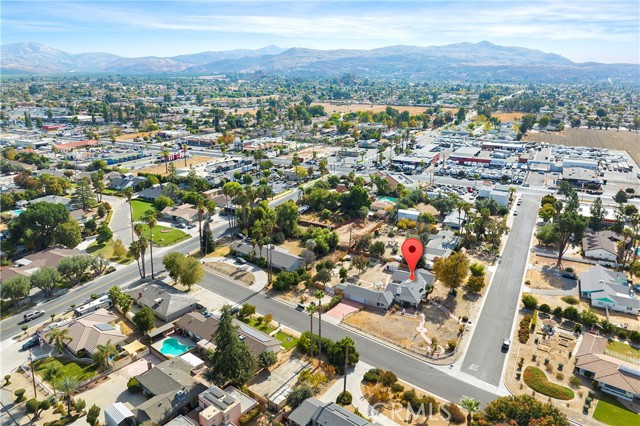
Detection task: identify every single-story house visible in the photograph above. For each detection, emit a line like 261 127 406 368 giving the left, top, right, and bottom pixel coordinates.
1 247 83 282
108 174 147 191
423 229 460 268
128 282 199 322
133 357 207 425
397 208 420 222
28 195 72 210
341 283 394 310
137 186 163 201
161 203 203 223
198 385 257 426
230 241 304 272
578 265 639 315
582 230 621 263
385 269 435 308
443 210 467 229
288 397 383 426
176 312 282 357
63 308 127 357
574 333 640 402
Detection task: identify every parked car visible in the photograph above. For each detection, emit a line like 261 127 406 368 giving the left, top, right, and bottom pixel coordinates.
296 303 305 311
561 272 577 280
502 338 511 352
235 257 247 265
23 310 45 322
21 336 41 351
187 223 197 229
175 223 187 229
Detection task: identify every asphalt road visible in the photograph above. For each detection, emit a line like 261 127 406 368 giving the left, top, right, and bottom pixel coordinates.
461 194 541 386
198 269 499 405
0 189 300 340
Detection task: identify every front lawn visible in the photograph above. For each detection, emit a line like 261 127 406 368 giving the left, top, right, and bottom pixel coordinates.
593 393 639 425
34 357 99 383
137 224 190 247
131 200 155 221
606 340 640 360
87 240 133 264
523 366 574 400
275 331 298 350
241 317 277 334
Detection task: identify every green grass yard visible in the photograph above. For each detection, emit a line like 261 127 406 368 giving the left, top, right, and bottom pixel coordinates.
593 393 639 425
34 357 99 383
275 331 298 350
131 200 156 221
138 224 190 247
86 240 133 264
241 317 277 334
606 340 640 360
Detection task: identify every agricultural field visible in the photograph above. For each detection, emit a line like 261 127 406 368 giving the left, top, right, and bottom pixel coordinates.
492 112 523 122
524 128 640 165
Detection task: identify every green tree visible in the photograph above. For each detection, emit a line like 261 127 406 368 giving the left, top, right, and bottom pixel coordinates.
112 239 127 258
42 364 61 398
45 327 72 354
30 267 61 297
369 241 386 257
482 394 568 426
276 200 299 237
433 252 470 294
163 252 186 286
257 351 277 370
286 385 313 409
179 256 204 290
57 255 93 286
431 193 459 215
353 255 369 274
57 376 80 416
96 222 113 245
54 219 82 249
340 185 371 216
153 195 174 211
142 210 159 279
327 336 359 373
1 276 31 305
539 204 556 222
92 340 119 368
86 405 101 426
201 222 215 255
589 197 605 230
553 211 588 267
272 271 298 291
459 396 480 426
90 171 105 202
71 178 97 211
613 189 628 204
204 305 256 386
132 306 155 333
9 202 71 250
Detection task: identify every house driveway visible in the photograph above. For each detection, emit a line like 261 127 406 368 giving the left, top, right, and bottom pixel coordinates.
73 355 161 424
325 300 362 322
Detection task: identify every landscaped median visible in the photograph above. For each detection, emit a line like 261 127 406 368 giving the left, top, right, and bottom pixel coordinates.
523 366 575 400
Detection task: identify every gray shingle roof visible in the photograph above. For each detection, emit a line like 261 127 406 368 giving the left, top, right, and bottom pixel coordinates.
231 241 303 271
289 398 373 426
128 282 198 321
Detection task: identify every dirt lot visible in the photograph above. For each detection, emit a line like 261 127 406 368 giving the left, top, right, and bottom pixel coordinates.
312 102 456 115
524 128 640 165
527 269 577 291
204 262 255 285
492 112 523 122
336 220 383 248
115 130 158 141
134 155 213 176
279 239 306 256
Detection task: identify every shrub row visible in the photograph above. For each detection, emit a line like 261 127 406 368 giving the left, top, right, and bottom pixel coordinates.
239 407 260 425
519 315 532 344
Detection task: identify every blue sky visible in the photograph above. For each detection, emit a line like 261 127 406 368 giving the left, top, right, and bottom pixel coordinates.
2 0 639 63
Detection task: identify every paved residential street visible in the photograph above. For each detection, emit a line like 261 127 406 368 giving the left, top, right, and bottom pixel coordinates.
460 194 541 386
104 194 134 246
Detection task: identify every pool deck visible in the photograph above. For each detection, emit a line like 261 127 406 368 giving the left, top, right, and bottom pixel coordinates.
151 334 197 359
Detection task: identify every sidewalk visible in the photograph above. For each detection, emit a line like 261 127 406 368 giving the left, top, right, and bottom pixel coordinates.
319 361 400 426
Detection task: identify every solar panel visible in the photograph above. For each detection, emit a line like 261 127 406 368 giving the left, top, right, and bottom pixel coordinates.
238 324 270 342
95 323 114 331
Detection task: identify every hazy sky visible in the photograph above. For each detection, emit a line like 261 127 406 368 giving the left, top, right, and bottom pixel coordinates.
2 0 639 63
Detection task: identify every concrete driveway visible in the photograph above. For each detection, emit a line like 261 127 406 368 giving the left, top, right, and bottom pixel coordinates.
104 194 134 246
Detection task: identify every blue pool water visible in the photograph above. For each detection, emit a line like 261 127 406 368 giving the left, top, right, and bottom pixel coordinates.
378 196 398 203
159 338 194 357
13 209 23 216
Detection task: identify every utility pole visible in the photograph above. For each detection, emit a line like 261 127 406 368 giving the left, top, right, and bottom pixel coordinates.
343 344 349 394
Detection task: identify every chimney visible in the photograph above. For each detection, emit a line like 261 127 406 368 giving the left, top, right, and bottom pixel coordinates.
138 292 143 300
146 361 152 371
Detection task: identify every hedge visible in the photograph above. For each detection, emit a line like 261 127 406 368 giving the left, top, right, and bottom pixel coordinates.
239 407 260 425
523 366 575 400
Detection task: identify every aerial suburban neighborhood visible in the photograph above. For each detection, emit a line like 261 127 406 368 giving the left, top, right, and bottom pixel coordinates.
1 2 639 426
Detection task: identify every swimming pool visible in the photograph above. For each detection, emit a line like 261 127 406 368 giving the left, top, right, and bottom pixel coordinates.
378 196 398 203
12 209 23 216
159 337 194 357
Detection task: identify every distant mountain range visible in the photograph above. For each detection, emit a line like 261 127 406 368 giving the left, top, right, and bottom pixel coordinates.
2 41 637 82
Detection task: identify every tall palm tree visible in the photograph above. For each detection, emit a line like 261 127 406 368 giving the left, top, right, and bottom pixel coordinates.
459 396 480 426
128 240 143 278
133 224 148 278
92 340 119 369
57 376 80 416
45 328 72 354
196 198 205 255
182 144 188 167
142 210 158 279
123 187 135 241
162 150 169 174
315 290 325 359
307 304 317 357
42 364 61 399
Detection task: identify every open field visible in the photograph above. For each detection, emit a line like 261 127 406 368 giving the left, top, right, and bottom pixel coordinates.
135 155 213 176
115 131 158 141
312 102 456 115
492 112 523 122
524 128 640 165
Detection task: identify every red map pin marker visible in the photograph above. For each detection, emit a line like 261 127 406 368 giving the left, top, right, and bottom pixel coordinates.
401 238 424 281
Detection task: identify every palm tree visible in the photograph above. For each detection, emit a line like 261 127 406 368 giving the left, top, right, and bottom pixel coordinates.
42 364 61 399
196 198 205 255
45 328 72 354
315 290 325 359
133 224 148 278
162 150 169 174
123 187 135 241
306 304 317 357
57 376 80 416
142 210 158 279
128 240 143 278
92 340 119 369
182 144 188 168
459 396 480 426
